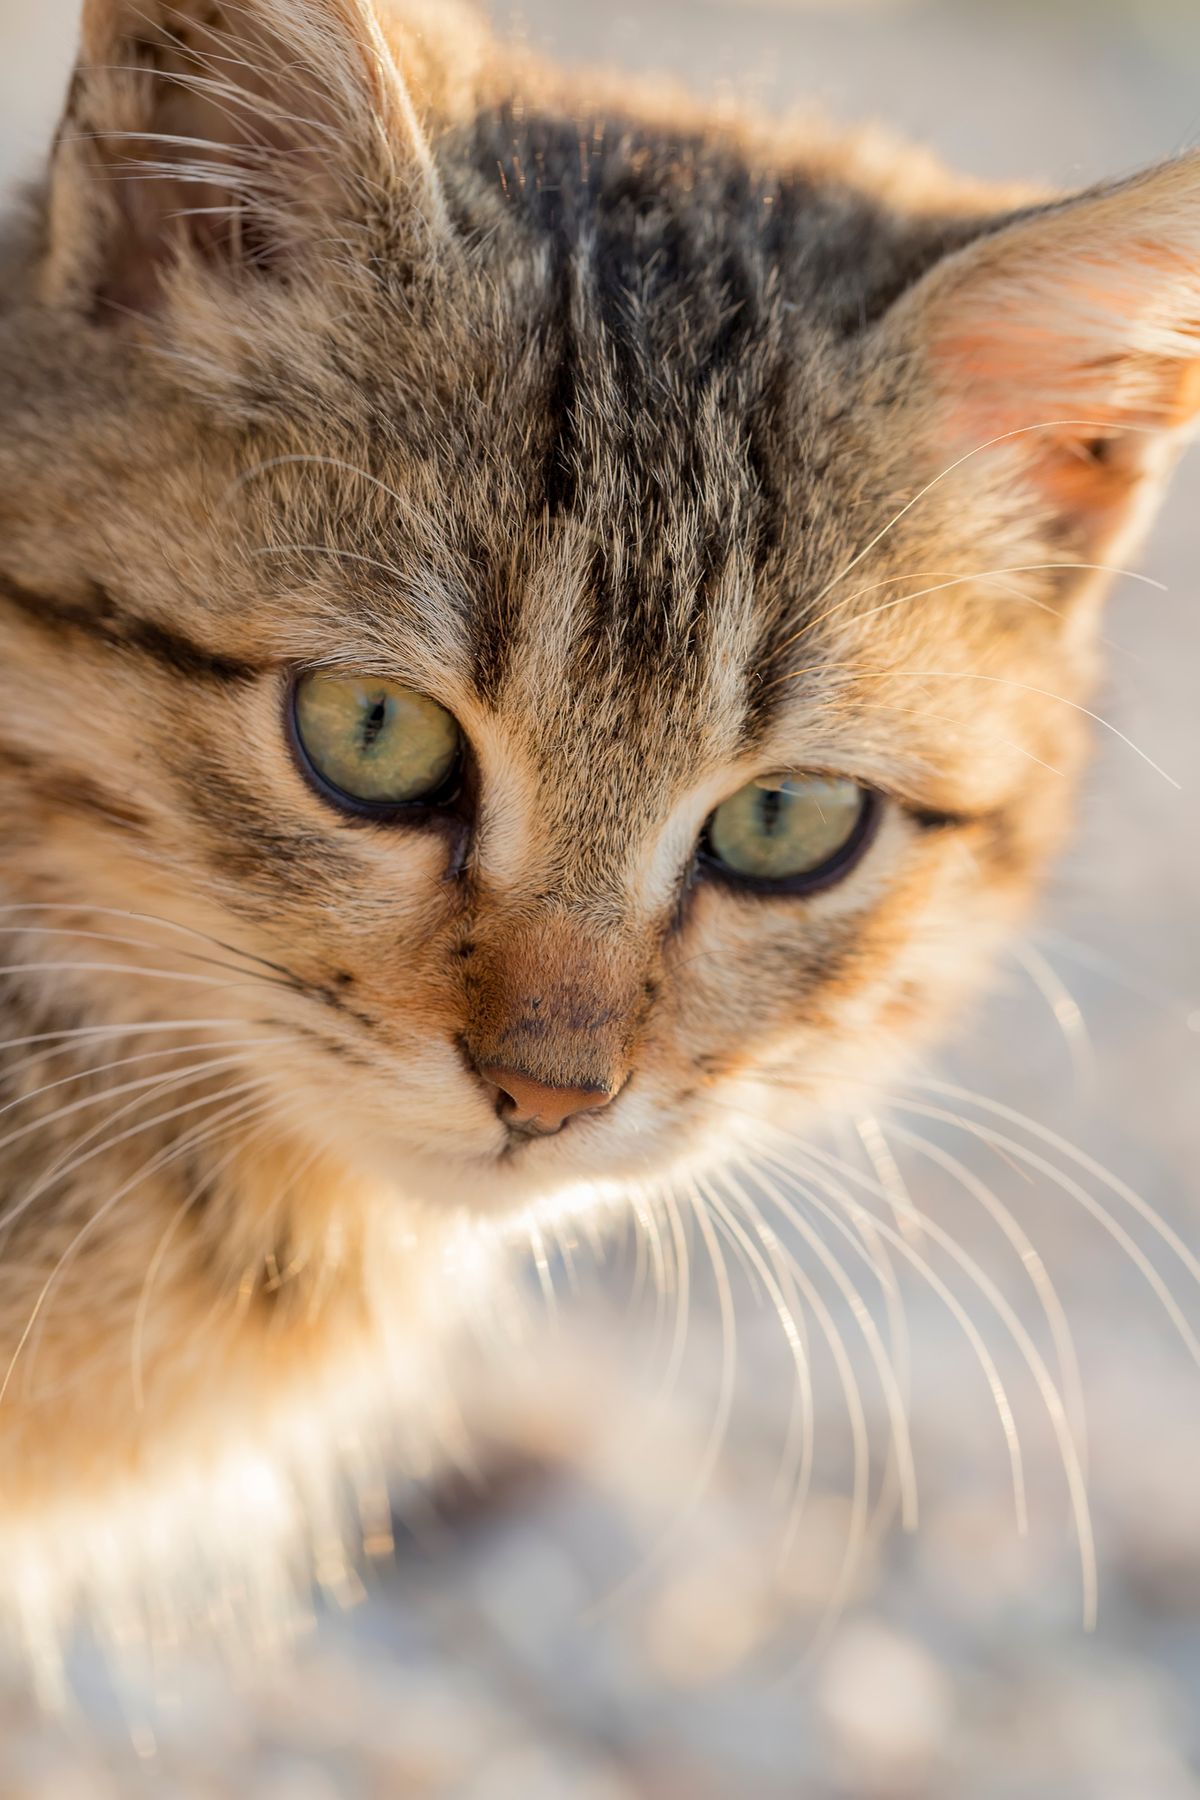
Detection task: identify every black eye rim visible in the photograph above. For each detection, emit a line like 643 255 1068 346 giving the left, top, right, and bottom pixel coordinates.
698 783 882 897
285 670 468 825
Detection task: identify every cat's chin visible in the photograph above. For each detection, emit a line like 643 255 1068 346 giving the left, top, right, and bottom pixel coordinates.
345 1081 803 1221
360 1131 685 1216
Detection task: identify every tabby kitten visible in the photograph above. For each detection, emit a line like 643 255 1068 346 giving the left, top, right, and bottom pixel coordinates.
0 0 1195 1651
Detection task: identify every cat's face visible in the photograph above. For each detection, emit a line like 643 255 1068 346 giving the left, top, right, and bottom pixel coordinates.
0 0 1196 1524
0 202 1082 1217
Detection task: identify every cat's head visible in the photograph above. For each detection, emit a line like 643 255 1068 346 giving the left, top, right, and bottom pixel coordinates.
0 0 1197 1494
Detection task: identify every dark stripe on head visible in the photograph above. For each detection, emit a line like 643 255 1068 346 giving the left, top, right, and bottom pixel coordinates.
0 574 263 683
183 762 359 886
34 768 153 834
541 243 581 524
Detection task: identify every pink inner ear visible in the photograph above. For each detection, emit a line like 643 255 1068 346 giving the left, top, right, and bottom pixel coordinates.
924 238 1200 544
44 0 432 320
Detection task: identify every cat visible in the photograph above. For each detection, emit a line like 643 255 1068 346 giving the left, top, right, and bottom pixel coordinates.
0 0 1195 1667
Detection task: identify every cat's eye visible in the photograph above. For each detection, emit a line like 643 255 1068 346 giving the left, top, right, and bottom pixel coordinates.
291 672 463 812
704 773 876 891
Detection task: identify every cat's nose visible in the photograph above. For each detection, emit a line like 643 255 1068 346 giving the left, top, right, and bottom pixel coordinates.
480 1064 615 1135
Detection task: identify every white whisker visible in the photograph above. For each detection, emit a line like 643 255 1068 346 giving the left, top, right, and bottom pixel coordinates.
769 1133 1098 1627
706 1169 816 1543
0 1051 273 1215
584 1174 735 1622
774 558 1165 661
1007 940 1096 1092
0 903 298 982
0 1018 275 1061
653 1183 693 1414
897 1088 1200 1361
528 1221 559 1327
2 1077 276 1407
717 1162 874 1668
129 1094 284 1413
885 1121 1089 1482
730 1159 916 1534
0 1060 276 1241
760 1135 1026 1535
806 417 1160 609
0 1036 287 1128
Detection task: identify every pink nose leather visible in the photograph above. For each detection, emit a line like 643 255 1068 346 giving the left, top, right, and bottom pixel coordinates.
482 1065 614 1133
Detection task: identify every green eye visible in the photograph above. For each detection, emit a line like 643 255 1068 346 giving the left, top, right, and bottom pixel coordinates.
292 672 462 810
705 773 875 889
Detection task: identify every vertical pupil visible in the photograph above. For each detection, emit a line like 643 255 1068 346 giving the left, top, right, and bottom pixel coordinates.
758 787 786 837
360 694 389 751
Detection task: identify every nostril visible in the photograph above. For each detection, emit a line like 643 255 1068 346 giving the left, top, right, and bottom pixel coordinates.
481 1064 615 1133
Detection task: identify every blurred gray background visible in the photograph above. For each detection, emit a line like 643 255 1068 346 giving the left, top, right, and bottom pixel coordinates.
2 1 1199 1795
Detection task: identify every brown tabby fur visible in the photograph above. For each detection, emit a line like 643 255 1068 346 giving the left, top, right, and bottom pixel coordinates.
0 0 1196 1643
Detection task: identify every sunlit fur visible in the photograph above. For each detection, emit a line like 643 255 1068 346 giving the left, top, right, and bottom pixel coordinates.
0 0 1196 1661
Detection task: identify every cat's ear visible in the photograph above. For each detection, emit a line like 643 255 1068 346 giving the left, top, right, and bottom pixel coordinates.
888 155 1200 564
38 0 448 315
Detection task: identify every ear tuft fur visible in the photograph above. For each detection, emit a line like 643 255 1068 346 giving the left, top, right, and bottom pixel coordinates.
891 154 1200 559
40 0 449 316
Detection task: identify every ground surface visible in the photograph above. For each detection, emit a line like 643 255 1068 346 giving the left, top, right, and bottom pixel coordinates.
2 1 1199 1795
